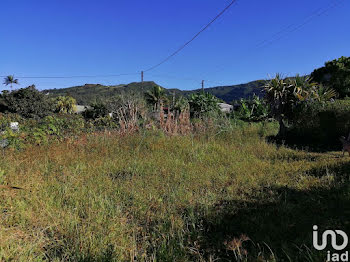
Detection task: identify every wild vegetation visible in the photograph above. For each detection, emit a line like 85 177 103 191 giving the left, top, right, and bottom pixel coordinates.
0 56 350 261
1 123 350 261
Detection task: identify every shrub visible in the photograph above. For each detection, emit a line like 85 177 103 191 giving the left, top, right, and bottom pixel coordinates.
83 102 109 119
90 116 118 130
233 95 269 121
0 85 53 118
284 100 350 150
53 96 77 114
0 114 87 147
188 92 221 118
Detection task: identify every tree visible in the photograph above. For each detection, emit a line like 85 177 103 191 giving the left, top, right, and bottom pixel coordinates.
311 56 350 98
53 96 77 114
0 85 53 118
3 75 19 90
264 74 336 135
145 85 167 111
264 74 311 135
188 92 221 117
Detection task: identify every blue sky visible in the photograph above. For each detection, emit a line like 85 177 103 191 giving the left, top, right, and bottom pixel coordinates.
0 0 349 91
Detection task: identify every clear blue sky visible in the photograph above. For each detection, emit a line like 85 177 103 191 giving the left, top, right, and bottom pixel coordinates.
1 0 349 91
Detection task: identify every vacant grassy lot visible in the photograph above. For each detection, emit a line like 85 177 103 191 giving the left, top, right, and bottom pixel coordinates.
0 123 349 261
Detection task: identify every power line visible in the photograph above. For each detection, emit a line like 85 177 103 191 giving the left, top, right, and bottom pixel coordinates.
256 0 343 49
0 73 139 79
1 0 343 89
143 0 238 72
254 3 333 49
202 0 344 78
147 0 343 87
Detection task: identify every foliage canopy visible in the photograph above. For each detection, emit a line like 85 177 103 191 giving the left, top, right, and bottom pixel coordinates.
188 92 221 117
0 85 53 118
311 56 350 98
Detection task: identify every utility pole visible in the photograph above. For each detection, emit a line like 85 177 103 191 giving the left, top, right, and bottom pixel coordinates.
141 71 144 83
201 80 205 93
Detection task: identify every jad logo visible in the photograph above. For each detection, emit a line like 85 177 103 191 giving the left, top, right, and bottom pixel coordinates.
313 225 349 262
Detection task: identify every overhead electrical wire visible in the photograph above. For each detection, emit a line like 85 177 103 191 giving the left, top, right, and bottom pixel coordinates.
142 0 238 72
1 0 238 86
256 0 343 49
146 0 344 88
202 0 344 78
1 0 344 90
0 73 139 79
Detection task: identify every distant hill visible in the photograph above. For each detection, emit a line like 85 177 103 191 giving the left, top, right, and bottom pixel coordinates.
44 81 170 105
44 80 265 105
186 80 265 103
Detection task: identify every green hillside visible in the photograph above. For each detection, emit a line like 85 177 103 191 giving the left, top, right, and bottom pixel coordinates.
186 80 265 102
44 80 265 105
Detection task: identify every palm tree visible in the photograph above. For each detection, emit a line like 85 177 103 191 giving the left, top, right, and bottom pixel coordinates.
145 85 167 111
3 75 19 90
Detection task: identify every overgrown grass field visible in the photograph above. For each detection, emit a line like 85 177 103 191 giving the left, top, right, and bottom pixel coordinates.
0 123 349 261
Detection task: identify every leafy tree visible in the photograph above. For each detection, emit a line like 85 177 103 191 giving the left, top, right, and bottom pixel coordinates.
311 56 350 97
145 85 167 111
0 85 53 118
188 92 221 117
53 96 77 114
3 75 19 90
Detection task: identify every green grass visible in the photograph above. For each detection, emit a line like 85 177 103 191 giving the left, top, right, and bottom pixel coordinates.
0 122 349 261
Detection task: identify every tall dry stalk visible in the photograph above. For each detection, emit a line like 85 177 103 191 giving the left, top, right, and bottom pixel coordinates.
116 100 142 135
158 107 192 136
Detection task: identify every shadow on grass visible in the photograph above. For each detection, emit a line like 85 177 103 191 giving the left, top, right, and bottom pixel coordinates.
266 132 345 153
189 162 350 261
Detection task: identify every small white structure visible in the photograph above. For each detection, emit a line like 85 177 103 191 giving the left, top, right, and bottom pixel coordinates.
10 122 19 132
218 103 233 113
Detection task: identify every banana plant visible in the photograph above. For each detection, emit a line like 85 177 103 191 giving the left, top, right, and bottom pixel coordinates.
145 85 168 111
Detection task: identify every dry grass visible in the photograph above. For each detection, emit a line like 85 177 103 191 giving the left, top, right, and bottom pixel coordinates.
159 109 192 135
0 122 349 261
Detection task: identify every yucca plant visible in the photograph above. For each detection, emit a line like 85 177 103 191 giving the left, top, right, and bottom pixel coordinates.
315 85 338 102
290 75 317 102
265 74 338 136
264 74 295 135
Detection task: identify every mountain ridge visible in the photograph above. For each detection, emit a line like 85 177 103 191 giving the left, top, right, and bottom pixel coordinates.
44 80 266 105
